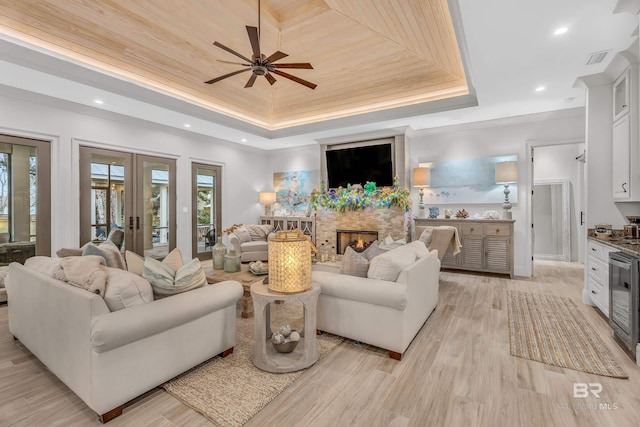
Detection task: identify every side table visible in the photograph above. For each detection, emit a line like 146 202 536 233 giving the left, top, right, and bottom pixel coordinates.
250 282 320 373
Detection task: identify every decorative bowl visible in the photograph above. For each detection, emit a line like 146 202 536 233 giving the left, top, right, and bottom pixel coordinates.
273 340 298 353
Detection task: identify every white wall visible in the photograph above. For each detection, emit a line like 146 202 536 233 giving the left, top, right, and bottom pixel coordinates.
407 110 586 276
533 143 585 262
0 91 269 259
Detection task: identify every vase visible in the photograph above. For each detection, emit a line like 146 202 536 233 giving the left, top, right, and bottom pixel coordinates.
224 249 241 272
212 237 227 270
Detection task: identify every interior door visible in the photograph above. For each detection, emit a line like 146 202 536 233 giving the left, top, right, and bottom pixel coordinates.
80 147 175 258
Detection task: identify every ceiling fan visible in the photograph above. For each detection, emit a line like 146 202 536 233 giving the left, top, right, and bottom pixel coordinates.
204 0 316 89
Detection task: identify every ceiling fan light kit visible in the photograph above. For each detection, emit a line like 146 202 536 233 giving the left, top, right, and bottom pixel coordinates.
205 1 316 90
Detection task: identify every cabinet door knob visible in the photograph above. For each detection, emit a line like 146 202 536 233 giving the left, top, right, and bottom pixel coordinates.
496 229 500 233
591 290 597 294
592 267 597 271
470 228 474 232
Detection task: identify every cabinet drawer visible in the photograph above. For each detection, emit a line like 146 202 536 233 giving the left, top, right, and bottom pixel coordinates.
587 256 608 284
484 224 511 237
460 223 483 236
587 277 609 317
587 240 612 263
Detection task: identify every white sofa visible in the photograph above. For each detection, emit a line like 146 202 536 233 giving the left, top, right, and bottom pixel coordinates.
227 224 274 262
6 262 243 423
313 247 440 360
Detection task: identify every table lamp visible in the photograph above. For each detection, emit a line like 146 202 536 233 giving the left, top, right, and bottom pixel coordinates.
495 161 518 219
412 167 430 218
268 230 317 293
259 191 276 216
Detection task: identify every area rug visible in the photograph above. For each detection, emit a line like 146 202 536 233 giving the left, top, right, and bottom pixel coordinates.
162 302 343 427
506 290 628 378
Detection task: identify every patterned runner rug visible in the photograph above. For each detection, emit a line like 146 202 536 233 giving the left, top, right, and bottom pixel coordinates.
507 290 628 378
162 301 343 427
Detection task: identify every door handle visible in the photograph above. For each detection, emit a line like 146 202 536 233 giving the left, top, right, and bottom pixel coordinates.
129 216 133 230
136 216 140 230
580 211 585 226
622 182 627 193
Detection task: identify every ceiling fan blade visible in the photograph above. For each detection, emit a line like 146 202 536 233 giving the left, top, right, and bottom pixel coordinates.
204 68 250 84
265 51 288 63
245 74 257 88
274 63 314 69
265 73 277 85
246 26 261 60
213 41 253 64
272 70 317 89
217 60 250 66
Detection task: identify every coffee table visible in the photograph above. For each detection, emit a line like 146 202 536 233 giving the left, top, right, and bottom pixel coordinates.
203 262 265 318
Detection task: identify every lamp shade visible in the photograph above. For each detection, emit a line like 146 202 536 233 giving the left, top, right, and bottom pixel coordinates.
495 161 518 184
259 191 277 204
412 167 430 187
268 230 315 293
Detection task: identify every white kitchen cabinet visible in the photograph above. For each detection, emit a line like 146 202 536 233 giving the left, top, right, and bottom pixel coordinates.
612 114 631 200
586 239 612 317
611 65 640 201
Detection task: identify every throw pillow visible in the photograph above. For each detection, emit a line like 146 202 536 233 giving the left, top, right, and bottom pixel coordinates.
83 240 126 270
142 257 175 290
103 267 153 311
367 245 417 282
340 246 370 277
25 256 62 277
56 242 90 258
379 234 407 251
362 240 382 261
174 258 207 292
53 255 108 295
418 227 434 246
162 247 184 271
143 256 206 297
247 224 272 241
106 228 125 250
125 250 145 276
406 240 429 258
233 225 252 243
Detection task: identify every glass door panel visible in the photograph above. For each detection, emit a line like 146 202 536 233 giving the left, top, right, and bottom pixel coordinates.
0 135 51 261
136 155 176 259
80 148 132 250
192 163 222 260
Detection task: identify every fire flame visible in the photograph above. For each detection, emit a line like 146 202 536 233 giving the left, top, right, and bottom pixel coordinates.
355 239 364 248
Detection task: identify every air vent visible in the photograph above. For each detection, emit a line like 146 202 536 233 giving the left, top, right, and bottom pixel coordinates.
586 50 610 65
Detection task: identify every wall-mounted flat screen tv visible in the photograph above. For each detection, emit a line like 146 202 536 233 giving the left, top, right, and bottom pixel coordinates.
326 142 393 188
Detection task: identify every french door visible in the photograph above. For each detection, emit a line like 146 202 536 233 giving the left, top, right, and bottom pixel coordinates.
79 146 176 258
192 163 222 261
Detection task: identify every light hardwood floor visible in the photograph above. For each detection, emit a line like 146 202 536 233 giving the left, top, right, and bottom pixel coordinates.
1 261 639 427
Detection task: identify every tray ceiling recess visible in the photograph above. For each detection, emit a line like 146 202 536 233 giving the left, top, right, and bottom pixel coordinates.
0 0 469 131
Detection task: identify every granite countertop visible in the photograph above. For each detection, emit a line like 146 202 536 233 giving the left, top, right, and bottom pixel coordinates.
587 230 640 256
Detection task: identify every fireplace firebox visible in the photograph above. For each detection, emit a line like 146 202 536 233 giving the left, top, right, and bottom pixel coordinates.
336 229 378 255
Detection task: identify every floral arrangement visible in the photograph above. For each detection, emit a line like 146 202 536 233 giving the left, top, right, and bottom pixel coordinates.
311 179 411 212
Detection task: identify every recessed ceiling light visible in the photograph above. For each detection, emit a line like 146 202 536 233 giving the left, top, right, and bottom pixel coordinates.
94 99 104 104
535 86 545 92
241 138 247 142
554 27 568 35
184 123 191 128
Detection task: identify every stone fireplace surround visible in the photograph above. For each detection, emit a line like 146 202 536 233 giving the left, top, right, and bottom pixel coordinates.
314 206 411 259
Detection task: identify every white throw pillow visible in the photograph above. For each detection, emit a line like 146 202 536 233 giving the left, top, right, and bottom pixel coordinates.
143 256 206 297
162 247 184 271
25 256 62 277
234 226 252 243
418 227 433 246
125 250 145 276
103 267 154 311
406 240 429 258
367 245 417 282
